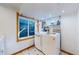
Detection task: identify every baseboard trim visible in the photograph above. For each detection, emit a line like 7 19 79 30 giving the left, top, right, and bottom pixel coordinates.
11 45 34 55
60 49 74 55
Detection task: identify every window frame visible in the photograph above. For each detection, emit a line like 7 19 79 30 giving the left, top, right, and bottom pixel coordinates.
16 12 35 42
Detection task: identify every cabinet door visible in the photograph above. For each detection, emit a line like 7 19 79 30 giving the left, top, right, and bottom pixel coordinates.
35 35 42 50
42 35 56 55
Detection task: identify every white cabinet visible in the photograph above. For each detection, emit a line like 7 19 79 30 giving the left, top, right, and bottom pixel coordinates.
35 35 42 51
35 33 60 55
0 36 6 55
42 35 56 54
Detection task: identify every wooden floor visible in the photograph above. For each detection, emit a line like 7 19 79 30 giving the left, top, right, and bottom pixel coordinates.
16 46 44 55
15 46 69 55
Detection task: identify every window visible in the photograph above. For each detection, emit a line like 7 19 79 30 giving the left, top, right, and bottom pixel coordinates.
16 13 35 42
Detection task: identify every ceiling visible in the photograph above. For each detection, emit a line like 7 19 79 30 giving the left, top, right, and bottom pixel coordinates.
0 3 22 9
0 3 79 20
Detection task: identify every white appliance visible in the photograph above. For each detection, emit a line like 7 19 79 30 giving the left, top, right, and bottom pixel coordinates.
35 33 60 55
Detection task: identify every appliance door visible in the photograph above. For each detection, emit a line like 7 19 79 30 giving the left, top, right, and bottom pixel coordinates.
42 35 57 55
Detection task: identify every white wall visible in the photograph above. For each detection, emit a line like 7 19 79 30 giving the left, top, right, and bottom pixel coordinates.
61 12 78 54
0 6 34 54
77 10 79 54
